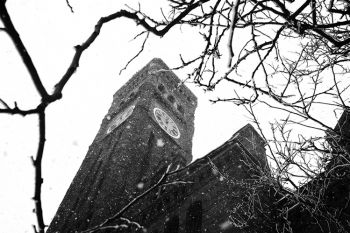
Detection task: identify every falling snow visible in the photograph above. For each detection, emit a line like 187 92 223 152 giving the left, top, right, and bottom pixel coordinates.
137 182 144 189
156 138 165 147
219 220 232 230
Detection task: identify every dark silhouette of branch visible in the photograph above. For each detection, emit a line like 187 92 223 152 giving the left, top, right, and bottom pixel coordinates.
0 105 38 116
0 3 49 99
0 98 10 109
0 101 49 233
52 0 209 103
31 111 46 233
0 5 48 227
65 0 74 13
0 98 45 116
328 0 350 16
119 32 150 75
2 0 350 232
1 2 211 232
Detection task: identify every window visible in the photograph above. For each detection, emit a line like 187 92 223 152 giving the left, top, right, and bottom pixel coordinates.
158 84 166 93
177 105 184 114
165 216 179 233
167 95 175 103
185 201 202 233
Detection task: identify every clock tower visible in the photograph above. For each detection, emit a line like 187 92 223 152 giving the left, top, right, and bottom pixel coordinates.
47 58 197 232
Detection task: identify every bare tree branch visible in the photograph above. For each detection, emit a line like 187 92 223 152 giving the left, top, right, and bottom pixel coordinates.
31 111 46 233
81 164 188 233
0 101 40 116
52 0 210 103
2 0 350 232
119 32 150 75
0 3 49 99
0 97 10 109
65 0 74 13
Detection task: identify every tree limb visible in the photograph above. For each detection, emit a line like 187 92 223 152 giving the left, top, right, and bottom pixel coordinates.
0 3 49 99
32 110 47 233
65 0 74 13
119 32 150 75
52 0 209 103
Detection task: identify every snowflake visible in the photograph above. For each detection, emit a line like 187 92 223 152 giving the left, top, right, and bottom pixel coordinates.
156 139 165 147
137 182 144 189
219 220 232 230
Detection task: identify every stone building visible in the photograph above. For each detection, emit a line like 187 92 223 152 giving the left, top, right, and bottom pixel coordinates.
47 58 273 233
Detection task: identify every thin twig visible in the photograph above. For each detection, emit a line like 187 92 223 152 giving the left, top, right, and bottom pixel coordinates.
52 0 210 102
32 110 47 233
119 32 150 75
65 0 74 13
81 165 174 233
0 103 39 116
0 97 10 109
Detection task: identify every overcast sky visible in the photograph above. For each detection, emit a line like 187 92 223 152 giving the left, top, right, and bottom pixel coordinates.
1 1 345 232
0 1 256 232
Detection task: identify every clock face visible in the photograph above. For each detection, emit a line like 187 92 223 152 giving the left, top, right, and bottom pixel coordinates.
153 107 180 139
107 105 135 134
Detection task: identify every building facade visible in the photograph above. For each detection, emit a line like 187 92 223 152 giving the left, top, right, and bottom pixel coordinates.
47 59 274 233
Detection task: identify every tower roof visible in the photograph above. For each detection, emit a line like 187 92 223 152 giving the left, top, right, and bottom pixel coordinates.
184 123 267 173
113 58 197 108
230 123 265 145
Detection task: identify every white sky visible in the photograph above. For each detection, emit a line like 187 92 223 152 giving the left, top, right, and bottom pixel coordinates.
0 1 344 232
0 1 253 232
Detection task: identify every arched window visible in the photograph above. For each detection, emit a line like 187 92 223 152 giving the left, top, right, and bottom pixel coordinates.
164 215 179 233
185 201 202 233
